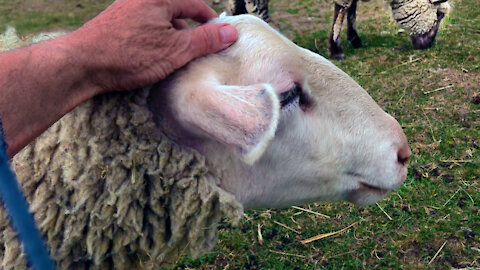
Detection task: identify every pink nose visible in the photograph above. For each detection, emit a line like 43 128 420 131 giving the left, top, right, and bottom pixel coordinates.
397 139 412 166
397 139 411 166
395 132 410 184
386 115 411 168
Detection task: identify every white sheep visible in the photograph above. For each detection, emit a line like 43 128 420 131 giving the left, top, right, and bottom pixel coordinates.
0 14 410 269
227 0 450 59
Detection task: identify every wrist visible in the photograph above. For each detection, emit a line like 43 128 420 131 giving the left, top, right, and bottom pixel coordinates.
51 31 106 98
66 26 123 95
0 33 103 156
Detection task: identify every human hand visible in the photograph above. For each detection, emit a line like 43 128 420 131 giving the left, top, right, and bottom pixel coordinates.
71 0 238 93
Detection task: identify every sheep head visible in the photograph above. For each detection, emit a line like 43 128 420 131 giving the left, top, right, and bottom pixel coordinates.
390 0 450 49
150 15 411 209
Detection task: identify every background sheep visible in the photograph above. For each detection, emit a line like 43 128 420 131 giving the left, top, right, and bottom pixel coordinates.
0 14 410 269
227 0 450 59
229 0 271 22
329 0 451 59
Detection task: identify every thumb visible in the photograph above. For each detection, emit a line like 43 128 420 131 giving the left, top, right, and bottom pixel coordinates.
187 23 238 59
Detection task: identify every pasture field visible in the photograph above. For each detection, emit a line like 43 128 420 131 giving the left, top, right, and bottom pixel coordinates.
1 0 478 269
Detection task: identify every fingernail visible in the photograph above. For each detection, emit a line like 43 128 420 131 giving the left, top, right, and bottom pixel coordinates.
220 24 238 44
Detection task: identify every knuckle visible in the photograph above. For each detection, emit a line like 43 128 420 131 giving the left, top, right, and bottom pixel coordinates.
194 26 219 54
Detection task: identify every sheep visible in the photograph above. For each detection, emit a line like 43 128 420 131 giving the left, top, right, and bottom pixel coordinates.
227 0 450 59
329 0 451 59
229 0 271 22
0 14 410 269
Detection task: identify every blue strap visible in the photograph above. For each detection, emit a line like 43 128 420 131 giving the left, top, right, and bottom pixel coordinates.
0 116 55 270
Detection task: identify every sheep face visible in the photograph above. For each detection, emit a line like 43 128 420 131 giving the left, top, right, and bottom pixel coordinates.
150 15 410 209
391 0 450 49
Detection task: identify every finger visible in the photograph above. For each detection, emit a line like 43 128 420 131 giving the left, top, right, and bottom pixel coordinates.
173 19 190 30
172 0 218 23
185 23 238 59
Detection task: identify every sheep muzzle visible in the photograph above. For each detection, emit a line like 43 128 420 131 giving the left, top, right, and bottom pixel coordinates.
410 10 445 49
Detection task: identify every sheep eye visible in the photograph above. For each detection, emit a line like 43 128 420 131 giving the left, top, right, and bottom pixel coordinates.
280 83 302 107
279 82 313 111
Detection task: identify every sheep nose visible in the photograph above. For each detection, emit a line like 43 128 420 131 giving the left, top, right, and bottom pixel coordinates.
397 141 411 166
385 115 411 185
411 35 434 49
385 114 411 168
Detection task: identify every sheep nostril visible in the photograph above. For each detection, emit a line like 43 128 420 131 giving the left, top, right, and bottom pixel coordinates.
397 146 411 166
398 155 409 166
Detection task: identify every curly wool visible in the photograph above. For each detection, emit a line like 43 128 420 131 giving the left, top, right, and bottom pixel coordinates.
0 26 21 51
333 0 450 35
390 0 436 35
0 30 243 269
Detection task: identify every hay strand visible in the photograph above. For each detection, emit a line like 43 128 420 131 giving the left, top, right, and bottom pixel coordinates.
442 187 462 208
422 107 437 143
257 224 264 245
269 250 306 258
428 241 447 266
301 222 356 244
291 206 330 219
376 202 393 220
273 220 301 234
423 84 454 95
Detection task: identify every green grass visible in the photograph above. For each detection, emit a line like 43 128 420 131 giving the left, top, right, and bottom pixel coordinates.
0 0 112 35
1 0 478 269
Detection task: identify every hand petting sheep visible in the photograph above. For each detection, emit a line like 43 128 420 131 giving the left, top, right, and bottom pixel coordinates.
0 14 410 269
228 0 450 59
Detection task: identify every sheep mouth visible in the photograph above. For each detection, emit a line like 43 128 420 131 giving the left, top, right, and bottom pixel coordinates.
358 182 390 195
346 172 391 194
410 11 445 49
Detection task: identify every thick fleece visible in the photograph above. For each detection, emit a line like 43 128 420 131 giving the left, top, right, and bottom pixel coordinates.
0 30 242 269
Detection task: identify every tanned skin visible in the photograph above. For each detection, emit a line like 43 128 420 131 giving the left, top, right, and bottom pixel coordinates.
0 0 238 157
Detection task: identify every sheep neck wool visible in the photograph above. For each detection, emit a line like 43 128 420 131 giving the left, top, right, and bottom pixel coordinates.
2 90 243 269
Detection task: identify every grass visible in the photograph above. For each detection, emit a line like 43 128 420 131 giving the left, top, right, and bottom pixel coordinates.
0 0 112 34
1 0 478 269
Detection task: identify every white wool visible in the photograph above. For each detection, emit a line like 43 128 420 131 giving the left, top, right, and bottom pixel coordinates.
0 26 21 51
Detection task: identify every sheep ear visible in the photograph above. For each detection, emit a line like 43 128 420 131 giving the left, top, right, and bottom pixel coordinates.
177 83 280 164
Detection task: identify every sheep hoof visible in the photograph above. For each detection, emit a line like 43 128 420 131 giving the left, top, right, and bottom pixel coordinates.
330 53 345 60
349 36 363 49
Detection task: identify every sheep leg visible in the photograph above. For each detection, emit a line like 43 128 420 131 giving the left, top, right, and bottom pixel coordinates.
347 0 363 48
253 0 271 22
329 3 347 60
229 0 271 22
229 0 248 15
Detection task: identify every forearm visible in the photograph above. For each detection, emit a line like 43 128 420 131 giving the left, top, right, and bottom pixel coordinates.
0 0 237 157
0 34 101 157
